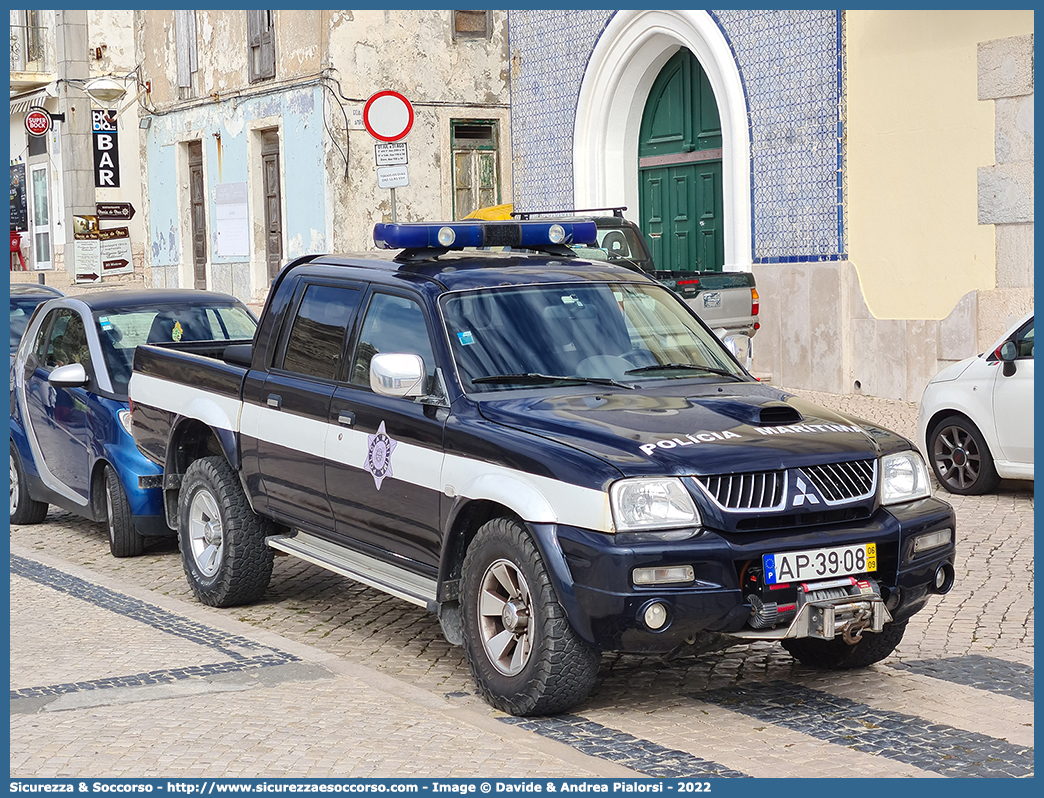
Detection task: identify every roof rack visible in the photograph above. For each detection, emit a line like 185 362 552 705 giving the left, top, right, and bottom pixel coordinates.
514 206 627 220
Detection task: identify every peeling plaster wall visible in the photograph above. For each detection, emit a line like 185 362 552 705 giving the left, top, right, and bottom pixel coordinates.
137 10 511 301
143 86 326 301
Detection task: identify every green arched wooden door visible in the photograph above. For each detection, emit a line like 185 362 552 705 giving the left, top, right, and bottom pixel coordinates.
639 49 724 272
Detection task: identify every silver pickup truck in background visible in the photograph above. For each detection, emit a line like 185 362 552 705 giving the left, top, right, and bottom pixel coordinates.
514 207 760 370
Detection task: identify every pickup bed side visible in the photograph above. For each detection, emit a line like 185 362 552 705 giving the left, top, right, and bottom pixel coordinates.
131 344 248 526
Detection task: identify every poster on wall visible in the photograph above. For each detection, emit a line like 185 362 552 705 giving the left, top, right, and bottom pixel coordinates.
10 163 28 232
73 214 102 284
214 182 249 257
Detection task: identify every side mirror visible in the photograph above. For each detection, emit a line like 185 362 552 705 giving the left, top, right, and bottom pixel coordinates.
223 343 253 367
370 353 426 398
48 363 89 387
998 341 1018 376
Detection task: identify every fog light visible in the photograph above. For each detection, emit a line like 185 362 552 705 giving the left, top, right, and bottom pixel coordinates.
632 565 695 585
437 226 456 246
642 601 669 630
932 563 955 594
913 528 952 554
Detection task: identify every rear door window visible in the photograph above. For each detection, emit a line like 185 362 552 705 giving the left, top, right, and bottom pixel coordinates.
279 284 362 380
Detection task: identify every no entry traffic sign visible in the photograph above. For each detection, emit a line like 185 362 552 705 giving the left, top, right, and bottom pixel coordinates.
363 90 414 143
25 108 52 137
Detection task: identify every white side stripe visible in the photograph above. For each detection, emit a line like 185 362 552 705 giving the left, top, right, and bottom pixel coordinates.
131 378 614 532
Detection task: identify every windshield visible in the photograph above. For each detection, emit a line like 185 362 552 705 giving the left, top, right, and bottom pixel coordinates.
441 282 747 393
94 303 257 395
569 226 648 269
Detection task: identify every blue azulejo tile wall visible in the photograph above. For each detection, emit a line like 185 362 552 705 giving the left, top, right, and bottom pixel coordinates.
508 10 614 212
508 9 846 263
715 9 845 263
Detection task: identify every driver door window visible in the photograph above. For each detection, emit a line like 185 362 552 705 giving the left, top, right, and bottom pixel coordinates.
349 293 437 392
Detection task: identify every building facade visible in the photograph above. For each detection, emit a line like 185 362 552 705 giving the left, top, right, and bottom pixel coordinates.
135 9 511 303
507 9 1033 400
10 10 146 289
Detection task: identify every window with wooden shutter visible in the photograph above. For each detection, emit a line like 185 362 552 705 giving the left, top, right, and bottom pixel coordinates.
452 10 490 40
451 121 499 219
247 10 276 83
175 10 198 99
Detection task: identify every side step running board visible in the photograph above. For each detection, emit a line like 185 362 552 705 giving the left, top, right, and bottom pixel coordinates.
266 531 438 612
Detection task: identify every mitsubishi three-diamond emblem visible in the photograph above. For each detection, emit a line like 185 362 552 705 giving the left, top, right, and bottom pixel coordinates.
792 476 820 507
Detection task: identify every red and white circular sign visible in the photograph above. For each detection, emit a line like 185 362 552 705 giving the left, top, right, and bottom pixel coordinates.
25 108 52 137
363 90 414 143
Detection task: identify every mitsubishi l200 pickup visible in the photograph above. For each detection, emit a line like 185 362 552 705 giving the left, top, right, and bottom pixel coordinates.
129 219 956 716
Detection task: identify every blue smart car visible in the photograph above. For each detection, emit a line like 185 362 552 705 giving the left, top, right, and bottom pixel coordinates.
10 289 256 556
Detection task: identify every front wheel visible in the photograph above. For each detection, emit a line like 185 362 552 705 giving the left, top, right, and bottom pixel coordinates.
10 441 48 525
781 620 908 670
461 516 600 716
178 456 274 607
928 414 999 495
105 465 144 557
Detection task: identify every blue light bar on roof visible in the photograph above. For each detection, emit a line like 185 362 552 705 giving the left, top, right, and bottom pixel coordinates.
373 220 598 250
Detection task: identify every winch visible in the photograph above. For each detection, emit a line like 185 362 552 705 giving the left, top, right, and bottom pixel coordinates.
738 566 892 642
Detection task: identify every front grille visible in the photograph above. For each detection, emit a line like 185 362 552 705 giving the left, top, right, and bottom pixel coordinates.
694 470 786 510
799 460 876 503
735 506 871 531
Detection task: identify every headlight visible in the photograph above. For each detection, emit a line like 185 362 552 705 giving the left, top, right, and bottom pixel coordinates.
610 477 701 532
880 450 931 505
118 408 133 436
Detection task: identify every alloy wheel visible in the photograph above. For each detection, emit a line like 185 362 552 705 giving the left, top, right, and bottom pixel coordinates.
10 454 19 517
476 558 534 676
188 488 224 577
933 423 983 490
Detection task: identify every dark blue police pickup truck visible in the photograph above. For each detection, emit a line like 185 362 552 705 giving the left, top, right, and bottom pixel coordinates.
130 219 956 716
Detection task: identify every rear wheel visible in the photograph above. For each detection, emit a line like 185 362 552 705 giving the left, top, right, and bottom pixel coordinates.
10 441 47 525
178 456 274 607
782 620 908 670
928 414 999 495
105 465 144 557
461 516 600 716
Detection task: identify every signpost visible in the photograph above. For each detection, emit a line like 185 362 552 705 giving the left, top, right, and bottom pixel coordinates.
92 109 120 188
73 215 101 285
96 202 136 220
24 108 52 138
99 226 133 275
363 90 414 222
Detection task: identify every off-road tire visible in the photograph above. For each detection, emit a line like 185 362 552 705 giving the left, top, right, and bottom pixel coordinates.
928 414 1000 495
178 456 274 607
782 620 908 670
10 441 47 525
105 465 144 557
461 516 601 716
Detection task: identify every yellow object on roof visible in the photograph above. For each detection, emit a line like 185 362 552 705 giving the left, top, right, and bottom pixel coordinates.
463 203 514 221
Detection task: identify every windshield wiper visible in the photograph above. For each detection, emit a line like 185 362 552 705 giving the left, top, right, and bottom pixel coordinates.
471 372 636 390
625 363 745 380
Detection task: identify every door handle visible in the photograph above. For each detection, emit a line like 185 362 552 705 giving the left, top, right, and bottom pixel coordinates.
337 411 355 427
266 394 282 410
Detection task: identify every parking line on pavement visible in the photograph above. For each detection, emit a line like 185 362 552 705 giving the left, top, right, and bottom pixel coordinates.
889 654 1034 701
10 654 296 701
500 715 751 778
696 681 1034 778
10 554 300 700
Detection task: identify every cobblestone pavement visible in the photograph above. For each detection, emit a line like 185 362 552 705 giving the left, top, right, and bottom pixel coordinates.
9 391 1034 779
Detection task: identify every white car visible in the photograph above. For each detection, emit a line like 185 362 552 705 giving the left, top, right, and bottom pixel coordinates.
917 310 1034 494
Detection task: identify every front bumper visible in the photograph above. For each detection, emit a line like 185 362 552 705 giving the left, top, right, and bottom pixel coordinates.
531 496 955 652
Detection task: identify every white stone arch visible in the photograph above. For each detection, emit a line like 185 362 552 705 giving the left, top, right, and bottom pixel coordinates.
574 10 752 270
